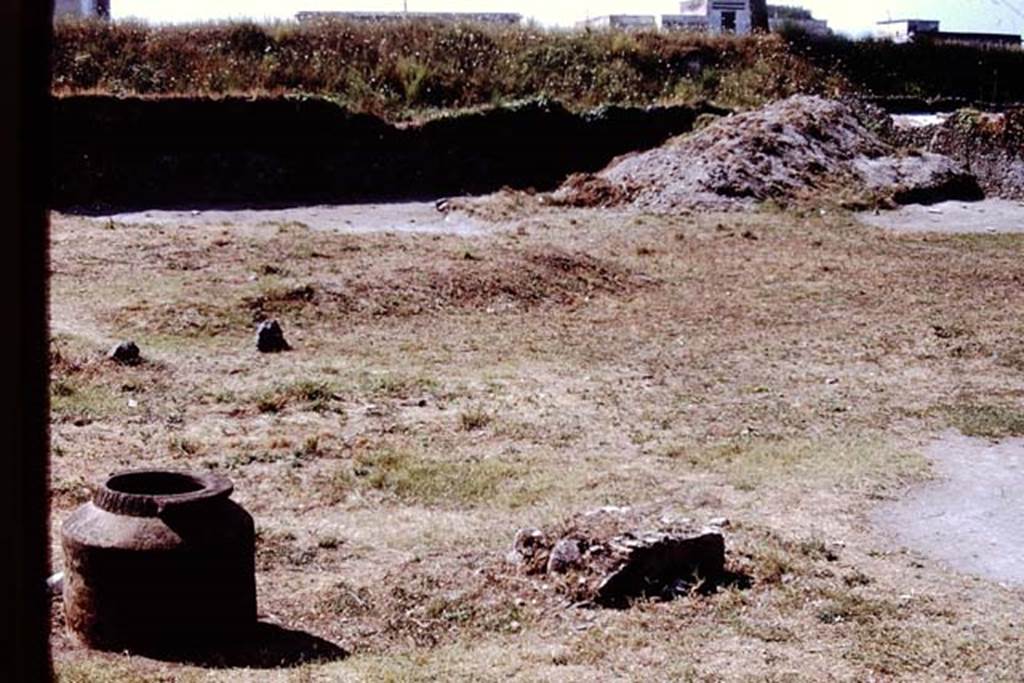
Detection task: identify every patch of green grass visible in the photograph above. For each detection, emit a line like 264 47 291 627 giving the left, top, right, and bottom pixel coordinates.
112 299 252 342
359 372 440 400
254 379 339 414
255 392 289 414
943 403 1024 439
816 589 900 626
228 449 290 468
50 379 123 423
316 465 358 505
458 407 492 431
55 661 189 683
344 448 530 507
167 435 202 457
246 278 317 319
671 436 927 493
848 621 1024 680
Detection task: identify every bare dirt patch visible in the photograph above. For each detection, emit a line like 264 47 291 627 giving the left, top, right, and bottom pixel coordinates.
875 430 1024 588
859 198 1024 234
85 202 490 237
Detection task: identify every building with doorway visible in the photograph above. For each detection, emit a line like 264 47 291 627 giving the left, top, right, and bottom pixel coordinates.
664 0 773 35
54 0 110 19
682 0 752 34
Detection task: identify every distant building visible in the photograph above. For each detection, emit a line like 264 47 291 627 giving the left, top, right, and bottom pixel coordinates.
678 0 754 34
876 19 1020 48
661 14 711 31
874 19 941 43
767 5 830 36
577 15 657 30
54 0 110 20
665 1 784 35
296 11 521 25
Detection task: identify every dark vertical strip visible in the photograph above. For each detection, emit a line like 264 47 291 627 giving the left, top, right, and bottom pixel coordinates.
2 0 53 681
750 0 770 32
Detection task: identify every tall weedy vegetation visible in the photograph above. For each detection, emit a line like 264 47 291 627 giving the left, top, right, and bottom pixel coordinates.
52 20 1024 119
51 20 832 118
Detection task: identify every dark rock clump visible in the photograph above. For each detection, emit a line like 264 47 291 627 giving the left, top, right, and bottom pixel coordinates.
107 340 141 366
508 508 731 608
256 320 290 353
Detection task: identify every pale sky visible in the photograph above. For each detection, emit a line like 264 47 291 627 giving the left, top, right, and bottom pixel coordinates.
111 0 1024 37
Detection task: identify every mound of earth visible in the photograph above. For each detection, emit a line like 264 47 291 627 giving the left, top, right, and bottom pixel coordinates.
553 95 983 211
241 247 649 322
921 110 1024 201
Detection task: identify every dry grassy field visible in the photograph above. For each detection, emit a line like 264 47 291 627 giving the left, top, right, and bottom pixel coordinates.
49 201 1024 681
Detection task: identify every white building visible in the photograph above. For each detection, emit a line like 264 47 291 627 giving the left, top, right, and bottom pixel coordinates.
875 18 1019 48
667 1 797 34
673 0 754 34
874 19 940 43
54 0 109 19
577 15 658 30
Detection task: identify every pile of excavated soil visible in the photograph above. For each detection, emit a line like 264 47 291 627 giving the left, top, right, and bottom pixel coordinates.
923 110 1024 201
553 95 983 211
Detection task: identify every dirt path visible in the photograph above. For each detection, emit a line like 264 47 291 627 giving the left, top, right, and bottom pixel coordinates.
859 198 1024 234
80 201 490 236
875 431 1024 588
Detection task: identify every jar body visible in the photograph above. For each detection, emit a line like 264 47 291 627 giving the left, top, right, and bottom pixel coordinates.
61 472 256 652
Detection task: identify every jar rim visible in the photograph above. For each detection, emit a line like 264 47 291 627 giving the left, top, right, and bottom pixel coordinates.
94 469 233 517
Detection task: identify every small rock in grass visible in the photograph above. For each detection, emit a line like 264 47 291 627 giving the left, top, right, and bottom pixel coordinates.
256 320 291 353
547 538 583 574
107 340 141 366
507 528 547 567
47 572 64 597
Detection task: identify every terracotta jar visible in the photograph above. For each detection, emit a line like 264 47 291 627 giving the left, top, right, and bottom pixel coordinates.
61 469 256 652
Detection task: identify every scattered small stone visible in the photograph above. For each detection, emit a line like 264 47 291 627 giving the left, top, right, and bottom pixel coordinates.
507 528 548 570
47 572 64 597
107 340 141 366
584 505 631 517
547 538 583 574
707 517 731 529
659 514 694 528
255 320 291 353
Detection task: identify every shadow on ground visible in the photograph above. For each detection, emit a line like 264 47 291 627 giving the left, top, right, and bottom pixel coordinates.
137 622 348 669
